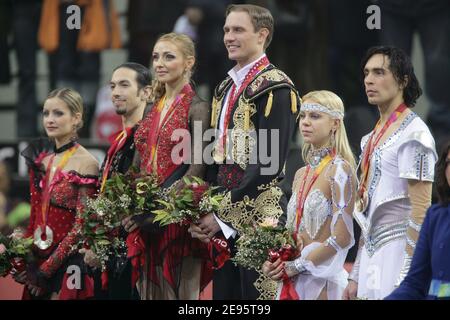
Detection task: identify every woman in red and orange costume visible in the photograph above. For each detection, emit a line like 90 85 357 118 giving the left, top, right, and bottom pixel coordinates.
127 33 214 300
12 88 99 300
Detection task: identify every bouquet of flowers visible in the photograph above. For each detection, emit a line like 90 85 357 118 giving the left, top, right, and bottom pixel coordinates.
152 176 224 227
0 231 34 277
232 218 299 271
79 167 160 271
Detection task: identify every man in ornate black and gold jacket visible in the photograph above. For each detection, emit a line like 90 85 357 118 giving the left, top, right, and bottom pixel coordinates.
189 4 300 300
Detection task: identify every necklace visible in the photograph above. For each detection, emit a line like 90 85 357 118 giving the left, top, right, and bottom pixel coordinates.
307 146 333 168
53 140 77 154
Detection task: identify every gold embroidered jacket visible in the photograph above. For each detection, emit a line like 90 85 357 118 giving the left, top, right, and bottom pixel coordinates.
210 65 300 233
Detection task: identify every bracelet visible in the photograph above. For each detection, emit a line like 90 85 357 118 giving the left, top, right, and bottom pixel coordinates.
325 235 342 252
285 256 307 276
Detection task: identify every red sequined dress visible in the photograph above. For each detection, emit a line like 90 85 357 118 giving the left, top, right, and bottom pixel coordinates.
21 140 98 299
133 84 213 299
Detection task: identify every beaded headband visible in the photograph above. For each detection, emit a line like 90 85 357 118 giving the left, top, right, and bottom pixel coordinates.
300 103 344 120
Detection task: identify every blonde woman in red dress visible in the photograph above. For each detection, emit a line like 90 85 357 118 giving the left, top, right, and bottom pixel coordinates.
13 88 99 300
129 33 213 299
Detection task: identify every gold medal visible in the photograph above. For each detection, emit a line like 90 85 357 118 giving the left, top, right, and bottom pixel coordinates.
33 225 54 250
355 191 369 214
213 144 225 163
213 153 225 163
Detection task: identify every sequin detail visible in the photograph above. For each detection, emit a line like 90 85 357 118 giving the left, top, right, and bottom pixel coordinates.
364 221 408 257
135 85 194 178
400 145 433 181
365 112 417 205
301 189 332 240
27 160 97 276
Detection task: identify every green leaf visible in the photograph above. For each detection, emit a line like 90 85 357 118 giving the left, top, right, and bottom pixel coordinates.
95 228 106 235
192 176 204 184
153 213 168 223
181 194 193 202
95 239 111 246
182 176 191 185
88 221 99 228
156 199 171 207
210 198 220 206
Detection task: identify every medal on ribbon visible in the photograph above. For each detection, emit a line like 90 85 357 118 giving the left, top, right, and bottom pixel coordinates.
33 225 54 250
34 143 79 250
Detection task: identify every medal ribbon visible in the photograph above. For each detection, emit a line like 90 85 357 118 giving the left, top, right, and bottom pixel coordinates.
216 56 270 158
357 103 407 199
100 128 131 192
146 84 193 173
41 143 79 231
295 150 335 235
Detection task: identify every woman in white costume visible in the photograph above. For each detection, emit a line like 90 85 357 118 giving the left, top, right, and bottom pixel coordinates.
343 46 437 300
262 90 357 300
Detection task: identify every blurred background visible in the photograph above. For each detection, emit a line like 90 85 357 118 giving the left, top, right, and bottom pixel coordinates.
0 0 449 298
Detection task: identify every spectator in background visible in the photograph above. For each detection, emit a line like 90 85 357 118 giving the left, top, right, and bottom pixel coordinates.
328 0 379 111
0 1 12 86
327 0 380 150
0 161 9 234
378 0 450 152
11 0 43 138
0 160 30 236
39 0 122 139
127 0 185 67
181 0 234 100
264 0 309 90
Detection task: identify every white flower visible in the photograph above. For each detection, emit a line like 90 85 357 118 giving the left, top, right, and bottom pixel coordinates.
136 182 148 195
259 217 278 228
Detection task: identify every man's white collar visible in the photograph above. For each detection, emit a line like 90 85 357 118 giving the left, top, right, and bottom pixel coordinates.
228 53 267 87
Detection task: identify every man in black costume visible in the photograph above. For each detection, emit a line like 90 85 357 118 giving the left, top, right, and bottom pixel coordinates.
81 62 151 299
189 4 299 300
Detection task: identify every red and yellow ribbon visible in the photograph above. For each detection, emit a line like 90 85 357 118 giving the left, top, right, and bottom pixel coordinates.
358 103 407 200
295 149 335 234
41 144 79 228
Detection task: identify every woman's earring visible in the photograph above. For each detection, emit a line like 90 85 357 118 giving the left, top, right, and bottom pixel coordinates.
70 124 78 141
331 130 336 149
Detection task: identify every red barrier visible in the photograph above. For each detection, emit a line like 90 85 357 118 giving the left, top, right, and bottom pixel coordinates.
0 275 23 300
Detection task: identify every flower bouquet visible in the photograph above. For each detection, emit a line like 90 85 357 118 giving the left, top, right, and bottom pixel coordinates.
0 231 34 277
79 167 160 271
152 176 224 227
232 218 299 271
152 176 231 270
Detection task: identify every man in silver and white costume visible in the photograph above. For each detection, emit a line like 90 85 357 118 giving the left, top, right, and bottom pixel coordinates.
343 46 438 300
